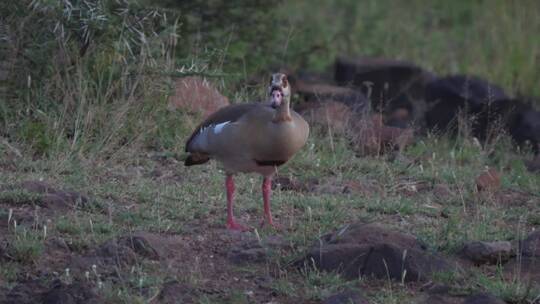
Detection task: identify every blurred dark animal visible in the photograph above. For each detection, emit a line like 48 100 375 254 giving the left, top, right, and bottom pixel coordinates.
463 97 540 154
291 71 369 113
334 56 435 126
424 74 508 134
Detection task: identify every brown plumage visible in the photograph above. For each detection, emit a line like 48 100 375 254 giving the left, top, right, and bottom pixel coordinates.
184 73 309 230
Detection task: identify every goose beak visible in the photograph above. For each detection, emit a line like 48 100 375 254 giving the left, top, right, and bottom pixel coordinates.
271 88 283 108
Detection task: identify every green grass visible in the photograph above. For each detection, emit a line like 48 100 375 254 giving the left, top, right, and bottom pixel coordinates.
370 285 416 304
6 228 45 264
1 125 539 302
0 189 42 206
471 267 540 303
272 267 351 301
1 1 540 303
277 0 540 98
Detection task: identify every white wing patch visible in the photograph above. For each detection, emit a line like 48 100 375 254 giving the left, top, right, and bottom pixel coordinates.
190 121 231 152
213 121 230 134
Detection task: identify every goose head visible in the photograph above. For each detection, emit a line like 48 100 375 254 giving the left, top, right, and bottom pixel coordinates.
268 73 290 109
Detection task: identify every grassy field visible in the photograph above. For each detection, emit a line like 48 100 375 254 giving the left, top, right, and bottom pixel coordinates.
1 1 540 303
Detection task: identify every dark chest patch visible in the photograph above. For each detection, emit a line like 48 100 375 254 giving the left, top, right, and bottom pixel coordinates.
254 159 287 167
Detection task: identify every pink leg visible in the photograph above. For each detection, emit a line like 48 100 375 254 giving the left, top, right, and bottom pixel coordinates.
261 176 279 228
226 175 248 231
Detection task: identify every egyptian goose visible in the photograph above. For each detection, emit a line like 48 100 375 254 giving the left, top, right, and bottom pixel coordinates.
184 73 309 230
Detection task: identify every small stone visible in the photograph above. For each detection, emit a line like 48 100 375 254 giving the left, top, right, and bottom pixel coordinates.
119 232 167 260
228 247 267 264
433 184 452 198
1 279 47 304
167 76 229 118
41 193 71 210
272 176 310 192
476 168 501 192
97 239 138 267
227 235 288 265
461 241 513 265
351 116 415 156
42 281 101 304
296 222 456 282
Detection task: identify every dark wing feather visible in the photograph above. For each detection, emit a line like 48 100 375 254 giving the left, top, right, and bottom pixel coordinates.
184 103 261 152
185 153 210 166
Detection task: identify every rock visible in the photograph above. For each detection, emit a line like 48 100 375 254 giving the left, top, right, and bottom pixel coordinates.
462 293 506 304
323 289 369 304
272 175 311 192
522 230 540 257
228 247 267 264
476 168 501 192
460 241 513 265
342 180 380 197
0 279 47 304
297 223 455 282
298 101 353 133
228 235 289 265
362 243 449 282
41 193 71 210
151 281 197 304
0 279 100 304
351 115 414 155
69 232 173 272
118 232 167 260
433 184 453 199
96 238 139 267
101 232 171 263
167 76 229 118
42 280 101 304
